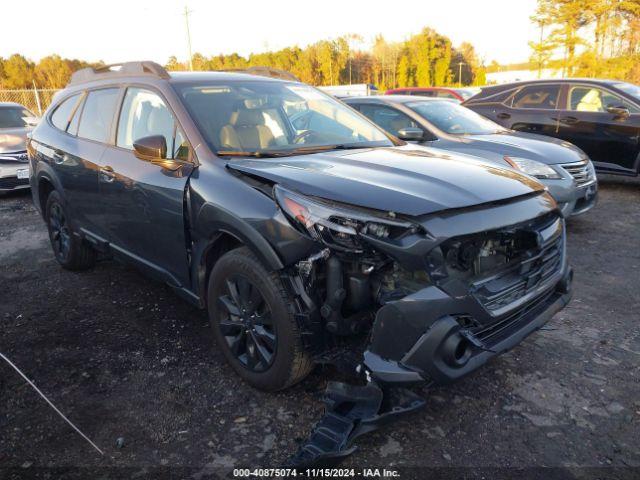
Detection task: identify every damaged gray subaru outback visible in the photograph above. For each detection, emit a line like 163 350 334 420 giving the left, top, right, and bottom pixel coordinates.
29 62 573 397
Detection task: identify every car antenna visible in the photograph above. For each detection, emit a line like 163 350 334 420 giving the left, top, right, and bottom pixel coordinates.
0 351 104 456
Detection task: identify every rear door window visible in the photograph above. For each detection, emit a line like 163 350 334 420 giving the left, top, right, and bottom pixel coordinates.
511 84 560 110
77 88 120 143
50 94 81 132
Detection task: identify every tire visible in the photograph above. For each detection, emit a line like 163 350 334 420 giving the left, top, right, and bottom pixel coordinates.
45 190 96 270
207 246 313 391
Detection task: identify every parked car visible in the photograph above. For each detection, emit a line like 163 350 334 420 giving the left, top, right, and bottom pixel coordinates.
463 79 640 177
318 83 379 98
0 102 38 193
29 62 573 392
345 95 597 217
385 87 481 102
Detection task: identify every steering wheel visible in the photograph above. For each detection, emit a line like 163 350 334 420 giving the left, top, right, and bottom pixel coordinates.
293 130 317 144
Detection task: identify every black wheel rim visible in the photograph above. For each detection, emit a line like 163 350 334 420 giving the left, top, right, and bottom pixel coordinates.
49 203 71 261
217 275 276 372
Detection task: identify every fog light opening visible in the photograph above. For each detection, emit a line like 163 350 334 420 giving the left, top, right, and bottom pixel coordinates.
453 338 472 366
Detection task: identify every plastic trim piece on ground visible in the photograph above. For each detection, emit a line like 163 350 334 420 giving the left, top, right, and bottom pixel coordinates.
287 381 426 467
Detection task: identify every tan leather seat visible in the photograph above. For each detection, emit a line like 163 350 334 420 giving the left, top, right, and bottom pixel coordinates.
219 109 275 151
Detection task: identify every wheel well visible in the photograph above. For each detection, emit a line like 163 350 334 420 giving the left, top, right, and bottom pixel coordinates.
202 233 243 301
38 178 55 216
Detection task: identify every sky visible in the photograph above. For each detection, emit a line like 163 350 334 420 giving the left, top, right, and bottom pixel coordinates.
1 0 539 65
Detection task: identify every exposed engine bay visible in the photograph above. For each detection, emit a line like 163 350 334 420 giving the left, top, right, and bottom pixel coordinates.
284 184 561 346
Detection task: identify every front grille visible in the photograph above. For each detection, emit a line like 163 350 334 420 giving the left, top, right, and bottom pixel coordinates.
478 235 562 312
471 289 556 346
0 150 29 163
0 177 29 189
561 160 595 187
472 216 564 314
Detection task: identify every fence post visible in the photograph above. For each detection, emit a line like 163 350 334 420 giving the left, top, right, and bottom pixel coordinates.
32 81 43 116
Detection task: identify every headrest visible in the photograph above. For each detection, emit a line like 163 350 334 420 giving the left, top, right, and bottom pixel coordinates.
230 108 265 126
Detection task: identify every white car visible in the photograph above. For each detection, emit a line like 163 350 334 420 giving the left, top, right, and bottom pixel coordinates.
0 102 38 193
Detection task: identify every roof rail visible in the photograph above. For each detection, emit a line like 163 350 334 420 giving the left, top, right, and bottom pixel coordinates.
69 61 170 85
221 66 300 82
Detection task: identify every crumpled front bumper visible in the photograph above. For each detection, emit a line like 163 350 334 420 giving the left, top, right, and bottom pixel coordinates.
361 193 573 387
364 266 572 386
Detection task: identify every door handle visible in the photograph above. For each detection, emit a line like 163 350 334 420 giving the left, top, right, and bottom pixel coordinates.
52 149 65 164
99 166 115 183
496 112 511 120
559 116 579 125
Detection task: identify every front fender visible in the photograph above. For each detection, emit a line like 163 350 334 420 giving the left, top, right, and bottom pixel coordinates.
194 202 285 271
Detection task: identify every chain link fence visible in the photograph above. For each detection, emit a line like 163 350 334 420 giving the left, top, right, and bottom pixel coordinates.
0 89 61 116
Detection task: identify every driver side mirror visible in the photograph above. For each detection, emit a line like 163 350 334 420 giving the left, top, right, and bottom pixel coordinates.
606 105 630 118
133 135 182 171
397 127 425 141
134 135 167 160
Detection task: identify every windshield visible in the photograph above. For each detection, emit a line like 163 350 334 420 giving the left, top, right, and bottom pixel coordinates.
407 100 505 135
175 81 394 155
0 106 34 129
613 82 640 102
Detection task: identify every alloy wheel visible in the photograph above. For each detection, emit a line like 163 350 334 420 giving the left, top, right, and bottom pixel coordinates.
217 275 277 372
49 203 71 262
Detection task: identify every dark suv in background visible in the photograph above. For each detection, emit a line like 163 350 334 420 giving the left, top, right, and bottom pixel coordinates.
28 62 573 391
464 79 640 177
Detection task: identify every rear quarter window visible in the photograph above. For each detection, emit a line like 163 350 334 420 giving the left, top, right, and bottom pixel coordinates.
466 87 518 105
50 94 81 132
77 88 120 143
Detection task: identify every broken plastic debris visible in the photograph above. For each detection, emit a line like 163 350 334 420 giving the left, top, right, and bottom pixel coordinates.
286 381 425 467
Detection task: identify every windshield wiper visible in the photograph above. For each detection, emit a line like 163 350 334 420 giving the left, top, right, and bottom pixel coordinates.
217 144 371 159
216 150 294 158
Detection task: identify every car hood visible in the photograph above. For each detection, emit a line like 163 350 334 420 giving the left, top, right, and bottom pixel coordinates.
462 131 586 165
227 145 545 216
0 127 31 154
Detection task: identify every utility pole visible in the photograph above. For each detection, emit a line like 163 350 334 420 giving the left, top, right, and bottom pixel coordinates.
184 5 194 71
538 21 545 79
458 62 465 87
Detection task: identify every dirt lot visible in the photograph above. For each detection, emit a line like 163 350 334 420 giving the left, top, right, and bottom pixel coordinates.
1 178 639 479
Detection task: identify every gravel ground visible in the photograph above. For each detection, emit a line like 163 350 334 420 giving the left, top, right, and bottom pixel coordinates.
1 177 639 479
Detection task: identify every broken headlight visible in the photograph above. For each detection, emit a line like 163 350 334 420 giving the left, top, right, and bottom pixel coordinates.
274 185 415 251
